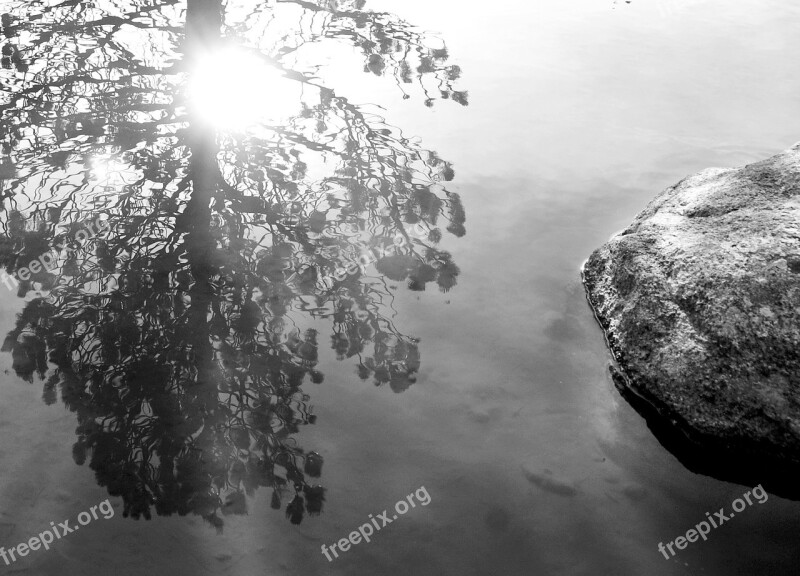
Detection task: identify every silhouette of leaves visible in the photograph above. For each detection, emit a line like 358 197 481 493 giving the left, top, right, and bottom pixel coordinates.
0 0 466 529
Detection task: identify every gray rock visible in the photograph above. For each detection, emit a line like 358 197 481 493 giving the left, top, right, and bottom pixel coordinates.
583 143 800 492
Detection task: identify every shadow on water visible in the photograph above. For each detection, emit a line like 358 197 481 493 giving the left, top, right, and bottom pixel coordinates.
608 365 800 500
0 0 467 529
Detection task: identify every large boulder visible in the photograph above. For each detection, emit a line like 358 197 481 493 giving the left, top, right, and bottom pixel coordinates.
583 143 800 493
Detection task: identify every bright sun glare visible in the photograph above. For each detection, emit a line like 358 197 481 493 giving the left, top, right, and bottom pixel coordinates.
189 46 301 130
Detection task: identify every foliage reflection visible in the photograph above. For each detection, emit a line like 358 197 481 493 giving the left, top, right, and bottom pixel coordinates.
0 0 466 529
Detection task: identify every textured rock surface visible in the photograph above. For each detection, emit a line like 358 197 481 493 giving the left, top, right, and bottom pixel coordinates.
583 143 800 479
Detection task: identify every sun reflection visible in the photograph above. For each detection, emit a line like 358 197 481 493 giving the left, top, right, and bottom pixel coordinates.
90 155 131 186
188 46 301 130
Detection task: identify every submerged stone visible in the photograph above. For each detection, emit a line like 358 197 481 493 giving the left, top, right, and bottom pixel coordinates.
583 143 800 496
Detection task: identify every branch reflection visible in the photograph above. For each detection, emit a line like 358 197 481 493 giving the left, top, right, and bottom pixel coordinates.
0 0 467 529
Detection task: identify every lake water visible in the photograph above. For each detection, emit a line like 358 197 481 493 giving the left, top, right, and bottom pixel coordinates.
1 0 799 574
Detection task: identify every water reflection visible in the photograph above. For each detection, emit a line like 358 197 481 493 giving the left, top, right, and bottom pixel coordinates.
0 0 466 529
188 45 301 129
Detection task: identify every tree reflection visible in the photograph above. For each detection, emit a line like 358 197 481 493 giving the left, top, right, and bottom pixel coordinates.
0 0 466 528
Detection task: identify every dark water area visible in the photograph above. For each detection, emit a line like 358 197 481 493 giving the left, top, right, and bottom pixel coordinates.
0 0 799 574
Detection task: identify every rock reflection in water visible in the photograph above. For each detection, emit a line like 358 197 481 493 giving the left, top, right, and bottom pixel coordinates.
0 0 466 529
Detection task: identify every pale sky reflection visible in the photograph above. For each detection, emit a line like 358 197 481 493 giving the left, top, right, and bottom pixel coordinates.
188 45 301 130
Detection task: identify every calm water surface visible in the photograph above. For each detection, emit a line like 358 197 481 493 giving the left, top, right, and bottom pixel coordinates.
1 1 799 575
